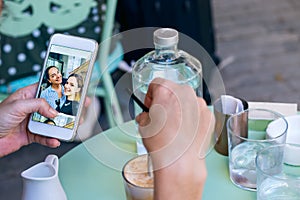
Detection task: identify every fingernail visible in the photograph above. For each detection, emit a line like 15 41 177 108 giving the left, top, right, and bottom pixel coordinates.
55 141 61 147
49 108 58 116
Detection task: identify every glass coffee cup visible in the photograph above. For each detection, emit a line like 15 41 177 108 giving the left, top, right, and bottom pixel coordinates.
122 154 154 200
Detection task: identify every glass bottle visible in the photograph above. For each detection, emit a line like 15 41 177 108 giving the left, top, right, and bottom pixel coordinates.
132 28 203 154
132 28 202 105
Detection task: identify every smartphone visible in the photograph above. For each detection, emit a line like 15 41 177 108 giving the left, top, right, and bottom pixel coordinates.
28 33 98 141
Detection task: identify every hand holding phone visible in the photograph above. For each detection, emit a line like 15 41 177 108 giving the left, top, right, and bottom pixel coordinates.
28 34 98 141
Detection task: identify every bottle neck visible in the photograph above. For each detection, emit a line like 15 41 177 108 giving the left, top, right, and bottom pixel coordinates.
154 44 178 60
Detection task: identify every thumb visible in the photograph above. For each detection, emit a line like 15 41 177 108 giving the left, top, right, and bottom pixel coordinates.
13 98 58 119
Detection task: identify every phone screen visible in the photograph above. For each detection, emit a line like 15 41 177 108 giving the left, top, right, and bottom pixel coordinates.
32 44 93 129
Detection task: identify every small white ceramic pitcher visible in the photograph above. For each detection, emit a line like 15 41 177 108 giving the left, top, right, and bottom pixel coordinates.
21 154 67 200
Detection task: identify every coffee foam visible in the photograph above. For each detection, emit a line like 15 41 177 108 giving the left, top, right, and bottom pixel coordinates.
124 155 154 188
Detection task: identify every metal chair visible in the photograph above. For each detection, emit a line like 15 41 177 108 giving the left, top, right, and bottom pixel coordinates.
91 0 124 127
0 0 124 128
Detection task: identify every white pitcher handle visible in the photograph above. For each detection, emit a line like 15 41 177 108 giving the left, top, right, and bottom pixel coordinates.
45 154 59 171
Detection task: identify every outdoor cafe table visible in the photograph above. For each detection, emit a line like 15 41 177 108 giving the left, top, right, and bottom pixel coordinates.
59 120 256 199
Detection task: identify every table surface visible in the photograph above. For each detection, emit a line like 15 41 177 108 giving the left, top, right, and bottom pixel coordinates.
59 121 256 200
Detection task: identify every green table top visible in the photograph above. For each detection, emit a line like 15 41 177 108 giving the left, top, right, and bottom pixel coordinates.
59 120 256 200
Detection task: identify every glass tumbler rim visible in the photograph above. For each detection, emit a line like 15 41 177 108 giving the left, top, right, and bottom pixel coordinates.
226 108 288 142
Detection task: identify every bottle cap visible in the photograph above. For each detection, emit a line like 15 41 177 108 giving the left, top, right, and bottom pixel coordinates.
153 28 178 47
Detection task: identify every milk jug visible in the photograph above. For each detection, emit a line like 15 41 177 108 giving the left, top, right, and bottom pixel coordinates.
21 154 67 200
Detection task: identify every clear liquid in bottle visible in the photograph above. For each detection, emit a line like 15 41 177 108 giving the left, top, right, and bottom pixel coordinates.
132 28 202 104
132 28 203 154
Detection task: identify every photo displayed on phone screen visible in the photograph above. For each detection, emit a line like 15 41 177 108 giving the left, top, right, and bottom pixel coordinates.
32 44 92 129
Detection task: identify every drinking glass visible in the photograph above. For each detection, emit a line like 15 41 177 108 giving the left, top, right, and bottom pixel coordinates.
122 154 154 200
256 143 300 200
227 108 288 191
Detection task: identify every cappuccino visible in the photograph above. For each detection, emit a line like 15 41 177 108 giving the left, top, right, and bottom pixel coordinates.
122 154 154 200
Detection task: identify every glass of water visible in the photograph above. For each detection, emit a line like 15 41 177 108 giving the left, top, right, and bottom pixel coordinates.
256 143 300 200
227 109 288 191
